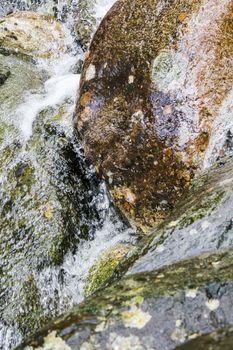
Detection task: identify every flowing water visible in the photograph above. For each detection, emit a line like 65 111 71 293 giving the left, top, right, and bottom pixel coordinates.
0 1 135 349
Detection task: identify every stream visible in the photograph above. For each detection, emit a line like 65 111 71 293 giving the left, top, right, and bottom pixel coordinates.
0 1 135 349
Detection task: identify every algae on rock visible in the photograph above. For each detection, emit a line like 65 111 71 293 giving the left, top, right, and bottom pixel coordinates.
84 244 132 297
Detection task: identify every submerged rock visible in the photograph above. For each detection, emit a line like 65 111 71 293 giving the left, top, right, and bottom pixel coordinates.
0 54 45 112
0 11 67 58
0 101 107 348
16 248 233 350
75 0 233 232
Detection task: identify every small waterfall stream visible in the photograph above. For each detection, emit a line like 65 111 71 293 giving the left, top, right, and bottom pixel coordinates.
0 1 135 349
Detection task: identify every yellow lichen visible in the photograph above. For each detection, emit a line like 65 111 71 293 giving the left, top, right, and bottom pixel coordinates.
121 306 152 329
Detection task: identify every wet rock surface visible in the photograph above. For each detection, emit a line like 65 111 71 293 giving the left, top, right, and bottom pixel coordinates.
128 156 233 275
16 248 233 350
0 65 10 85
0 11 67 59
0 101 106 348
15 156 233 350
84 244 132 297
1 0 233 349
75 0 233 232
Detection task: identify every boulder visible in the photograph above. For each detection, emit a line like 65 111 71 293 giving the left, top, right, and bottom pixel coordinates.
16 248 233 350
75 0 233 232
0 11 66 58
16 156 233 350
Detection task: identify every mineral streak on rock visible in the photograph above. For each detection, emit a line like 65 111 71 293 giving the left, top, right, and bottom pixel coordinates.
75 0 233 232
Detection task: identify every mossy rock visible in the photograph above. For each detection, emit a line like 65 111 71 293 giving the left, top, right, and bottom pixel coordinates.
16 248 233 350
0 99 111 348
84 244 132 297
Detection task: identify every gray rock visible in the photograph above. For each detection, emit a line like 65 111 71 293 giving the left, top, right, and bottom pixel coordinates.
16 248 233 350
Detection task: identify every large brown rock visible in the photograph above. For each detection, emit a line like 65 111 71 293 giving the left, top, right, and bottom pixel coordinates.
75 0 233 232
0 11 66 58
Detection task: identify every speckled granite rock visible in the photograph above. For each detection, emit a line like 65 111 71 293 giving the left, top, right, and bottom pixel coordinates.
75 0 233 232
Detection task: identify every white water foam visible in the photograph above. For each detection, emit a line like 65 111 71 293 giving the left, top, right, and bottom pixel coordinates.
16 55 80 141
94 0 117 20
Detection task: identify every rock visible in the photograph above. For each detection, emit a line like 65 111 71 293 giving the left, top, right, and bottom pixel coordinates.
176 327 233 350
84 244 132 297
0 64 10 85
75 0 233 232
15 155 233 350
0 11 67 58
16 248 233 350
127 156 233 275
74 0 97 49
0 54 46 112
0 101 106 348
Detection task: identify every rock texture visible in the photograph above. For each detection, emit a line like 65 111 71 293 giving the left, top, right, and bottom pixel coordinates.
176 327 233 350
0 11 66 58
0 54 108 349
0 64 10 85
16 156 233 350
75 0 233 232
16 248 233 350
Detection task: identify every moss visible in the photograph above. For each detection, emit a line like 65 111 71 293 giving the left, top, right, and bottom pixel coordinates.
13 274 49 336
9 161 36 201
84 244 132 297
177 190 225 229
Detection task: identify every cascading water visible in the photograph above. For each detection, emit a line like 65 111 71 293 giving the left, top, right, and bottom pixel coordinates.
0 1 135 349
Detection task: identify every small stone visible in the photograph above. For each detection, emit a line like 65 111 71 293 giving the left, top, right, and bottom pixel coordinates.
85 64 96 81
